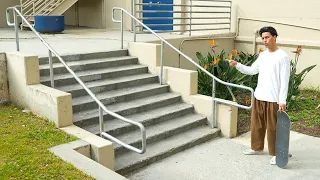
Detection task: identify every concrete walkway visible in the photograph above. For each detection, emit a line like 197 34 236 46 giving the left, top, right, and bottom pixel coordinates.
127 131 320 180
0 27 189 57
1 28 319 180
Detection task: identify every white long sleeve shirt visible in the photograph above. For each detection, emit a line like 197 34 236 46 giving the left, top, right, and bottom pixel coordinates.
236 49 291 104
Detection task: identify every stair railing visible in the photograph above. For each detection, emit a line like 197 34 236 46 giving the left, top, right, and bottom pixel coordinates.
132 0 232 35
21 0 64 18
6 6 146 154
112 7 254 128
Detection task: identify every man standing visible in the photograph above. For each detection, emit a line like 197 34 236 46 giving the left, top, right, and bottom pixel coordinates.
228 26 290 165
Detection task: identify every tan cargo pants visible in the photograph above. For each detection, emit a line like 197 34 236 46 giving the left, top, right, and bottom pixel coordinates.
251 98 278 156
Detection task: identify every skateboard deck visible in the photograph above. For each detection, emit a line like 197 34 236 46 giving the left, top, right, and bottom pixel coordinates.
276 111 291 168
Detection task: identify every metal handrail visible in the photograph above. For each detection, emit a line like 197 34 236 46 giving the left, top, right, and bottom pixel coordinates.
112 7 254 127
6 6 146 154
21 0 62 17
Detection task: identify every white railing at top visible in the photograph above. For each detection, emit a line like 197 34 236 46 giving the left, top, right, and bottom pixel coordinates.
20 0 64 18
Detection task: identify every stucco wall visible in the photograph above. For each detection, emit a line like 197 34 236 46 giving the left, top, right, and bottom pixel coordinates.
64 0 106 28
232 0 320 30
63 0 131 29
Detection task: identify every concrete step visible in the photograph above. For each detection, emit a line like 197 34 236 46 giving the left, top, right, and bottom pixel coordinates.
115 126 220 175
83 103 195 136
40 64 148 87
39 56 138 76
114 113 207 155
73 93 181 127
72 83 170 113
57 73 159 98
38 49 128 65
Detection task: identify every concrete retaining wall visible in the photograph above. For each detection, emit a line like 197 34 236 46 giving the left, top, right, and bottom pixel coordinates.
0 53 9 100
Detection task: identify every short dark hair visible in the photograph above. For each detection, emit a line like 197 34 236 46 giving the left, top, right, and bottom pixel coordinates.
259 26 278 37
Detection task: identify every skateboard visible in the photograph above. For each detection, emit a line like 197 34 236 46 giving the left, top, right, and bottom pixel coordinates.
276 111 291 168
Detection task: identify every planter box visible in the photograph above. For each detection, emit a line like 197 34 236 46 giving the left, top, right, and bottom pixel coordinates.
34 15 65 33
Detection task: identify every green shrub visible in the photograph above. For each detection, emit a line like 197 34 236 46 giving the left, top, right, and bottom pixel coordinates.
196 43 316 110
287 46 317 109
196 45 258 101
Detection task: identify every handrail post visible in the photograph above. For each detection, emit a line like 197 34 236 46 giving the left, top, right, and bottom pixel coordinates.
32 0 35 16
132 0 137 42
189 0 192 36
212 79 216 128
13 10 20 51
121 9 124 49
229 1 232 32
48 50 54 88
160 41 164 85
99 106 104 137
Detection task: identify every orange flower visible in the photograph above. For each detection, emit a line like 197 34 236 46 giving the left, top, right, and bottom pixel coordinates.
211 58 221 65
245 96 250 105
209 40 215 46
229 54 233 59
204 64 208 70
292 45 302 55
297 45 302 55
258 47 264 53
232 49 238 55
214 58 220 64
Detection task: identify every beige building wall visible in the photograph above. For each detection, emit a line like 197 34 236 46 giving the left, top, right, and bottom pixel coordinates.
232 0 320 30
148 35 235 71
64 0 132 30
232 0 320 88
64 0 106 28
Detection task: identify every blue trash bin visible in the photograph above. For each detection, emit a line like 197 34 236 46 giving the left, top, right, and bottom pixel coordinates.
34 15 65 33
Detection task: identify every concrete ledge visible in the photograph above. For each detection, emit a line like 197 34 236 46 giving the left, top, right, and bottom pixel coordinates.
6 51 115 170
50 140 127 180
0 53 9 99
6 51 72 128
61 125 115 170
161 66 198 96
28 84 73 128
128 42 161 74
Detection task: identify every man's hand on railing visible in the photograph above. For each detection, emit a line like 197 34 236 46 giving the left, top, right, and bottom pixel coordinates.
225 59 238 67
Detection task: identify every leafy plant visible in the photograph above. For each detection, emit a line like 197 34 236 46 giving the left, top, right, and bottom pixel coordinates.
196 43 316 110
287 46 317 109
196 40 258 102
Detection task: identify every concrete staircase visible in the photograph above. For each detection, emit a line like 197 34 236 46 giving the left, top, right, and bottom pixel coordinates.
39 50 220 175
